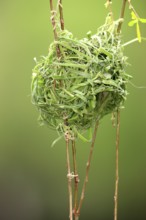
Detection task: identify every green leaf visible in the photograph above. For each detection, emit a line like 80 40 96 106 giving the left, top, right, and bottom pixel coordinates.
131 11 137 20
139 18 146 23
51 135 63 148
63 88 74 98
50 89 58 102
136 22 142 43
76 130 92 142
99 47 112 58
74 93 87 103
128 20 137 27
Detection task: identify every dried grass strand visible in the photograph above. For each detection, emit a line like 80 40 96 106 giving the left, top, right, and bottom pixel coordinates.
114 110 120 220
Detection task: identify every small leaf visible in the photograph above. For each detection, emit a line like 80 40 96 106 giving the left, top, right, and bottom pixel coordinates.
131 11 137 20
128 20 137 27
136 22 142 43
139 18 146 23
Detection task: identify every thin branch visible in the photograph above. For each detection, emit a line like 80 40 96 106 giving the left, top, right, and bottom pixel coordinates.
49 0 58 40
114 110 120 220
65 136 73 220
107 0 114 21
58 0 65 30
77 120 99 216
122 37 146 47
49 0 60 58
74 215 79 220
72 139 79 219
128 0 139 18
117 0 127 33
122 38 138 47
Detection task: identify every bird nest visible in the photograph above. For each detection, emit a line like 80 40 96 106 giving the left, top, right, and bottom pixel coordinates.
31 18 130 137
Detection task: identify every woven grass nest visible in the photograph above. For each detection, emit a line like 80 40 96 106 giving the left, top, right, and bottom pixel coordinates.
31 17 130 138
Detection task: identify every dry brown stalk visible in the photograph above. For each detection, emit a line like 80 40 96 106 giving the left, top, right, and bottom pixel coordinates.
58 0 64 30
49 0 61 58
114 110 120 220
65 134 73 220
71 139 79 219
49 0 58 40
76 120 99 217
117 0 127 33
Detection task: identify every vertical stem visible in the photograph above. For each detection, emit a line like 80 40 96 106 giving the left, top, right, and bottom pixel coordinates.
114 110 120 220
72 140 79 219
74 216 79 220
128 0 139 18
107 0 114 21
49 0 60 58
117 0 127 33
77 120 99 216
49 0 58 40
58 0 65 30
66 137 73 220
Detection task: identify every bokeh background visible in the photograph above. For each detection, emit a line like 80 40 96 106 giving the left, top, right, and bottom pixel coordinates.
0 0 146 219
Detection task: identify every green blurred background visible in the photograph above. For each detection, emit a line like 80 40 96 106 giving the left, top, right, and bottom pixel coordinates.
0 0 146 219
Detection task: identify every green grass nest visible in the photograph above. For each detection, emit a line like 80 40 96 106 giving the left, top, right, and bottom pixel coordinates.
31 18 130 138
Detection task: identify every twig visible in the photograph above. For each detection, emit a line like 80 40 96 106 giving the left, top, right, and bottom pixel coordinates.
128 0 139 18
71 139 79 219
58 0 64 30
122 38 138 47
107 0 114 21
117 0 127 33
76 120 99 216
65 134 73 220
122 37 146 47
114 110 120 220
49 0 58 40
49 0 60 57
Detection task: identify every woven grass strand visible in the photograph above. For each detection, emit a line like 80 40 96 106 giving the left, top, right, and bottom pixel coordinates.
31 17 130 138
